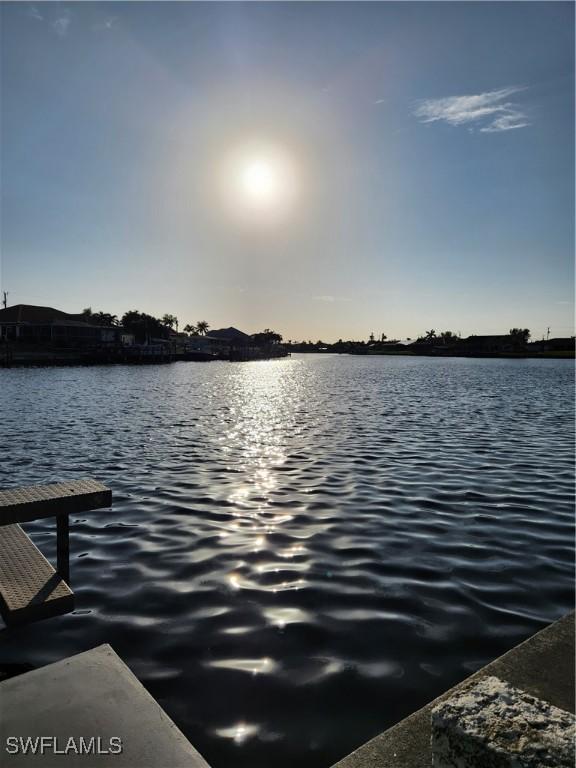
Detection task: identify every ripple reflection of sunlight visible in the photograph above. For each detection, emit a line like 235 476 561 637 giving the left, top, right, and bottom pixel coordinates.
214 722 259 745
224 361 298 542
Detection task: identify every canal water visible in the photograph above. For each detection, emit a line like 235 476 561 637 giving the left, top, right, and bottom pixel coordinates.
0 354 573 768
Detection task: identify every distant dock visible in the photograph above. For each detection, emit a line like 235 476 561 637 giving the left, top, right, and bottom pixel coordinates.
0 346 290 368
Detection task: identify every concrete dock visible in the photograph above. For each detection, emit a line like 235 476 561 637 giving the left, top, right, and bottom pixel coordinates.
0 644 212 767
331 611 574 768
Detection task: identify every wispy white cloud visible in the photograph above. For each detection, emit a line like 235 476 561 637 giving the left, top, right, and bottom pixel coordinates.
27 5 44 21
94 16 118 32
52 10 71 38
373 98 387 105
27 6 115 37
479 113 530 133
414 86 530 133
313 295 351 303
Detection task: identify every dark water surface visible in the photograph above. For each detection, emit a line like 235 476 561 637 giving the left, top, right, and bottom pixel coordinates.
1 354 574 768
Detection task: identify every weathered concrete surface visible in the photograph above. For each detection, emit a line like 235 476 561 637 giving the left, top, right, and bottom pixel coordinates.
0 644 212 767
431 676 575 768
331 612 575 768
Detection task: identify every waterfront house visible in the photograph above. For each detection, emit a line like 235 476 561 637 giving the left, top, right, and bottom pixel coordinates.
459 334 520 355
0 304 120 348
206 327 252 359
209 327 253 344
208 327 288 360
529 337 575 354
407 333 527 356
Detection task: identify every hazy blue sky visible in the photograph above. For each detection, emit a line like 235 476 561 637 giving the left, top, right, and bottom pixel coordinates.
1 2 574 341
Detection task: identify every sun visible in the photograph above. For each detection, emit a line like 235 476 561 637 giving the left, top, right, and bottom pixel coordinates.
239 160 279 205
218 141 299 223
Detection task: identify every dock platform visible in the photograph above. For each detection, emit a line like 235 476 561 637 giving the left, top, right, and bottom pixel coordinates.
0 479 111 625
0 525 74 625
0 644 212 767
0 479 111 527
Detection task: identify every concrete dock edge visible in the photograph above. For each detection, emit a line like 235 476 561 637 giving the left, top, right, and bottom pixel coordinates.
331 612 575 768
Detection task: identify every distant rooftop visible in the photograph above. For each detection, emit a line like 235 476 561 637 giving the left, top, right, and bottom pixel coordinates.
208 327 252 342
0 304 91 326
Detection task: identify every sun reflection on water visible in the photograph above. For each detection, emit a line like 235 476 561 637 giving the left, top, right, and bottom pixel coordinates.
214 722 260 745
223 361 301 545
206 360 316 605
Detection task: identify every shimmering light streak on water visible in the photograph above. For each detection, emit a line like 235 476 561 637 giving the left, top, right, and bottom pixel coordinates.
0 355 573 768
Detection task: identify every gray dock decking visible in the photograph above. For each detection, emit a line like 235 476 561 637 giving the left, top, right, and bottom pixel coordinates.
0 524 74 625
0 479 111 527
0 479 111 625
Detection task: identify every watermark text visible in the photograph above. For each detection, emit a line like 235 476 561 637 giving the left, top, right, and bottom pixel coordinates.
5 736 123 756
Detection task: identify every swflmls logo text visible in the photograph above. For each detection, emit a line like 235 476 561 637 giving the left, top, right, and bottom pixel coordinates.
5 736 123 755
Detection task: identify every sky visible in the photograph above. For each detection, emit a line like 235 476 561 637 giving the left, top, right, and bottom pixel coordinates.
1 1 574 342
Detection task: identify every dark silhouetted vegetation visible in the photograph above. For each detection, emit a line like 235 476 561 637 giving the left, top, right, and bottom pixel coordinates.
162 314 179 331
82 308 119 326
252 329 283 346
121 311 171 343
509 328 531 344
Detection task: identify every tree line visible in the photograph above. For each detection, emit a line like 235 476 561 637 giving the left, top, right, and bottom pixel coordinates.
81 309 283 347
288 328 533 353
413 328 530 344
81 308 533 349
82 308 210 342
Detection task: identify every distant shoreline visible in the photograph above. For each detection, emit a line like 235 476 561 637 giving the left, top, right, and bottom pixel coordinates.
296 350 575 360
0 349 573 369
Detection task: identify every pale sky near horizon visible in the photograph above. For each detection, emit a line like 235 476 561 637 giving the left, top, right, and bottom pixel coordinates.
1 1 574 342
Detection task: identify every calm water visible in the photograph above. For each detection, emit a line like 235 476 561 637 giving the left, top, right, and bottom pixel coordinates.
0 354 574 767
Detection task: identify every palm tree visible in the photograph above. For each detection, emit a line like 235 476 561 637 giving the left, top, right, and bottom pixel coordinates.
163 314 178 329
183 324 196 335
196 320 209 335
94 311 118 326
425 329 437 341
82 308 118 326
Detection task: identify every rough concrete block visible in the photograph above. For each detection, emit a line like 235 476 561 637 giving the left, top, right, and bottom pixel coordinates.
431 675 575 768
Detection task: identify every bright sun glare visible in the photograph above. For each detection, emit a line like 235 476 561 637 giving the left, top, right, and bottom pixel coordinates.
218 142 299 223
240 161 279 204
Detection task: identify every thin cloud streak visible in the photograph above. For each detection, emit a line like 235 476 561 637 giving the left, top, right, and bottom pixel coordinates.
480 113 530 133
27 5 43 21
94 17 118 32
27 5 114 37
415 86 530 133
313 295 351 304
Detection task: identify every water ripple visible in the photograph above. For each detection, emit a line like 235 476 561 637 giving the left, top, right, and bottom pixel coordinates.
0 355 573 768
